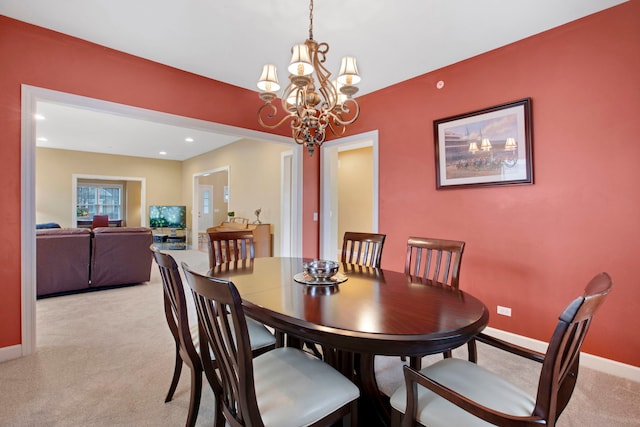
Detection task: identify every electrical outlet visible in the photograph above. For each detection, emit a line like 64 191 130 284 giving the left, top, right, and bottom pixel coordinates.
497 305 512 317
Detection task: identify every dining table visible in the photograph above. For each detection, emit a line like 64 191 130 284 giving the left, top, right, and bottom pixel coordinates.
204 256 489 426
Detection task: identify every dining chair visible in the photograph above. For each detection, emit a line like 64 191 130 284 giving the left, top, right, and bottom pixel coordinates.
182 263 360 427
151 246 276 427
206 230 254 268
390 272 613 427
91 214 109 229
405 236 465 287
404 236 467 366
341 231 386 268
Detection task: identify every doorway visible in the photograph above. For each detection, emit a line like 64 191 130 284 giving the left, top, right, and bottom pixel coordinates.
20 85 298 356
192 167 229 250
320 131 379 261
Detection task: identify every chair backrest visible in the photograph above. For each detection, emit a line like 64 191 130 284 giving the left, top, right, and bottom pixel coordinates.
535 272 612 422
91 214 109 229
150 246 200 370
206 230 255 268
182 263 262 426
341 232 386 268
404 237 465 287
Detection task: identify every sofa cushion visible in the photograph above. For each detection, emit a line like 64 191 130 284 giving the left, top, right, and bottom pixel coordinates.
36 228 91 297
90 227 153 287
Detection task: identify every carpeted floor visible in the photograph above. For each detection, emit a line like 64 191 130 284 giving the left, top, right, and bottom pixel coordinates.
0 250 638 426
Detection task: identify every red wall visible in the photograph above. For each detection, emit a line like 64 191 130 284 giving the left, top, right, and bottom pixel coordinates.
344 1 640 366
2 1 639 367
0 16 287 348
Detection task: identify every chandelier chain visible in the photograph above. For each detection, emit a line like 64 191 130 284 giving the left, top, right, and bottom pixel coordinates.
308 0 314 40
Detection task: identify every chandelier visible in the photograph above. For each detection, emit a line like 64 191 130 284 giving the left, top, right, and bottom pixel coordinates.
256 0 361 156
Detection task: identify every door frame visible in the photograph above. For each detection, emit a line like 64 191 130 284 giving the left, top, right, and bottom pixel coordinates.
20 84 299 357
319 130 379 261
192 166 229 247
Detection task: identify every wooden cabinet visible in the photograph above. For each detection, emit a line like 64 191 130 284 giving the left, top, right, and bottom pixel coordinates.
251 224 272 257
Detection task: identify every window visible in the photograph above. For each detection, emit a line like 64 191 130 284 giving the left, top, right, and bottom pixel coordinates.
77 183 123 219
203 189 210 214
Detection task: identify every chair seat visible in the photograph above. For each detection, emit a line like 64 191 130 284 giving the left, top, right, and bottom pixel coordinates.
190 317 276 354
390 358 535 427
253 347 360 427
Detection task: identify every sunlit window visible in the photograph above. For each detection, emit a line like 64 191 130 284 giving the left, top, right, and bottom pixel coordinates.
77 184 123 219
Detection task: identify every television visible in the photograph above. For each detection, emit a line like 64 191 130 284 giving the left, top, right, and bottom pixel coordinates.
149 205 187 230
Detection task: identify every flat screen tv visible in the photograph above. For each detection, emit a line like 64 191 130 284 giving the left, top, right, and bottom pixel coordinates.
149 205 187 229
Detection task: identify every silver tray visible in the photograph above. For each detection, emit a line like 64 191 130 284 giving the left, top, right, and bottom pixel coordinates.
293 272 348 286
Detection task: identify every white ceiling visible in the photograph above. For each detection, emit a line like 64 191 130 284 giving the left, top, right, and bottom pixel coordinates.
1 0 626 160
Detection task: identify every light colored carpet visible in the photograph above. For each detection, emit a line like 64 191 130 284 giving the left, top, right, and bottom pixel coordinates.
1 250 638 426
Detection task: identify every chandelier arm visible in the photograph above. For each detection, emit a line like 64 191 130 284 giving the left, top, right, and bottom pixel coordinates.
258 103 299 130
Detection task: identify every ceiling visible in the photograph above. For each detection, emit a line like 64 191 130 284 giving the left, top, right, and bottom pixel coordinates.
1 0 626 160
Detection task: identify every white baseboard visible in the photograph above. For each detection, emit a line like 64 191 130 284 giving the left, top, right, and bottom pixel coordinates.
0 344 22 363
485 327 640 383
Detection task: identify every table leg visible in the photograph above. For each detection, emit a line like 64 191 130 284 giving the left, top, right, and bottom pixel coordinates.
356 353 390 426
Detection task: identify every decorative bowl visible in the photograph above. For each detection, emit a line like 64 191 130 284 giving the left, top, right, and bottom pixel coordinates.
303 259 339 280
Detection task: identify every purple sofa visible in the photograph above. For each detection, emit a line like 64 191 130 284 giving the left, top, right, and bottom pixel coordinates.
36 227 153 297
36 228 92 297
91 227 153 287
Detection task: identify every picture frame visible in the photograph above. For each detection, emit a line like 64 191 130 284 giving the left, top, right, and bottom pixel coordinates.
434 98 533 189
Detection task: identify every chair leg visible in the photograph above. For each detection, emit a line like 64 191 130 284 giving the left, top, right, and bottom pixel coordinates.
166 345 183 402
185 365 202 427
442 349 452 359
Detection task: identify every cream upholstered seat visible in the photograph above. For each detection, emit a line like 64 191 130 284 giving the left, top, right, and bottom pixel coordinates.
182 263 359 427
389 272 613 427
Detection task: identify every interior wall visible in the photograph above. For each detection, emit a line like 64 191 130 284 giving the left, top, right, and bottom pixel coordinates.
338 147 374 247
182 138 291 256
343 1 640 366
36 147 182 227
1 14 282 349
126 180 142 227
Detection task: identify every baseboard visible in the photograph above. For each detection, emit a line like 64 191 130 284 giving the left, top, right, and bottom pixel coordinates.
0 344 22 363
485 327 640 383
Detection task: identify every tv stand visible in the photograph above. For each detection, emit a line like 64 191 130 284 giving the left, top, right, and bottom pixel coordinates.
153 229 187 250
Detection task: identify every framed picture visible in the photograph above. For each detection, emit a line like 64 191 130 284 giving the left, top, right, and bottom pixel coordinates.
434 98 533 189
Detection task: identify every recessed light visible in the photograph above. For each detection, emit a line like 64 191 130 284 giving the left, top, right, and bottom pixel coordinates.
159 151 167 156
37 137 48 142
185 137 194 142
34 114 46 120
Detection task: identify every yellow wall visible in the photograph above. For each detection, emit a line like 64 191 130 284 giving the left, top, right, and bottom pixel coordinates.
36 147 182 228
37 140 289 254
182 139 291 255
338 147 374 245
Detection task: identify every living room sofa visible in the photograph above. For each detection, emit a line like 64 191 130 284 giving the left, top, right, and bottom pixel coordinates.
91 227 153 287
36 227 153 297
36 228 92 297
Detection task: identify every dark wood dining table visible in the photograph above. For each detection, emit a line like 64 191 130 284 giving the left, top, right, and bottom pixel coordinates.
206 257 489 426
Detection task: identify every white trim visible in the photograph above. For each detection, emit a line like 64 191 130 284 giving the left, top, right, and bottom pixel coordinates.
0 345 23 363
280 148 303 257
192 165 229 248
320 130 379 261
484 327 640 382
21 86 37 356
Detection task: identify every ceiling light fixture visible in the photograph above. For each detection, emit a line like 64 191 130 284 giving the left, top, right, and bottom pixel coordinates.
256 0 361 156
